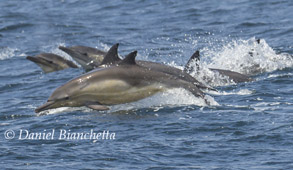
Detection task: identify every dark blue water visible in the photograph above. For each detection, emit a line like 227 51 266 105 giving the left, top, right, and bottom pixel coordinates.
1 0 293 169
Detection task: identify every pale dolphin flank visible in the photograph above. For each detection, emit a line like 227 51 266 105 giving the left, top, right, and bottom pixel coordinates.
59 45 106 71
26 53 78 73
184 51 253 83
35 50 208 113
78 43 214 91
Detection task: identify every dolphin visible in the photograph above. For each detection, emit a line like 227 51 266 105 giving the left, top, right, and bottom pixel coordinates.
26 53 78 73
65 43 214 91
184 51 253 83
35 50 208 113
59 45 106 71
100 44 214 91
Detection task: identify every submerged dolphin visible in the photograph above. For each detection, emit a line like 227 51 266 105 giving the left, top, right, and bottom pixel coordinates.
26 53 78 73
184 51 253 83
59 45 106 71
35 50 208 113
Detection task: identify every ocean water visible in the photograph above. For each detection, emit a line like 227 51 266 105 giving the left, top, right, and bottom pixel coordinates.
1 0 293 169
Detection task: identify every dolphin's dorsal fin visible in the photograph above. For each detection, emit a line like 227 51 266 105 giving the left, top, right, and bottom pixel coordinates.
100 43 121 65
189 50 200 62
119 51 137 65
184 50 200 73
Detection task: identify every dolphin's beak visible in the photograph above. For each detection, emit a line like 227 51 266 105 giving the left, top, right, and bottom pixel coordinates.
35 101 55 113
27 56 44 64
26 56 38 62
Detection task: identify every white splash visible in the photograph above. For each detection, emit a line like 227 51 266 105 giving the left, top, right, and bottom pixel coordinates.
99 43 110 51
0 47 19 60
36 107 82 116
201 37 293 76
183 37 293 86
190 66 238 87
209 89 253 96
110 88 218 112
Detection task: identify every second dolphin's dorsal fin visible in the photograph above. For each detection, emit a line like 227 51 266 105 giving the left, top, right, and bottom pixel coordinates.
184 50 200 73
119 51 137 65
101 43 121 65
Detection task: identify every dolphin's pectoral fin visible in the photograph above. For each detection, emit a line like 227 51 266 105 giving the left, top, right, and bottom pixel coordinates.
190 89 210 106
86 104 109 111
189 85 205 98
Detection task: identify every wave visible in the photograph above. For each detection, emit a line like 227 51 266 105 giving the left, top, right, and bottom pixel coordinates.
267 72 293 79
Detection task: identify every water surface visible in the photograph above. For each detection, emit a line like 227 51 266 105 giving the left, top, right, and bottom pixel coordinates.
0 0 293 169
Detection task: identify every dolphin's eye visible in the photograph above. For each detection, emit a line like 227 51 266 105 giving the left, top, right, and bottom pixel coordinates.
45 60 54 64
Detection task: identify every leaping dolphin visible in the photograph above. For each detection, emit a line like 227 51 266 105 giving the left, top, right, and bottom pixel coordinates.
100 44 215 91
61 44 215 91
26 53 78 73
184 51 253 83
35 50 208 113
59 45 107 71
